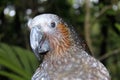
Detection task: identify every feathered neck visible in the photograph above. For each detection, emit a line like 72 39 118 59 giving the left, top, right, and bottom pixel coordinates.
43 23 83 63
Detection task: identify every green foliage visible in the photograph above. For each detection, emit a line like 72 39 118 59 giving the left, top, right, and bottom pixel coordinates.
0 43 39 80
115 23 120 31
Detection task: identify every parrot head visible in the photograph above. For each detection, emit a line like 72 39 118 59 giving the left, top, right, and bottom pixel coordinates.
28 14 72 60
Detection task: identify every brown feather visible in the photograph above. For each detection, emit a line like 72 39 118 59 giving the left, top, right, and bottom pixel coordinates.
45 23 71 60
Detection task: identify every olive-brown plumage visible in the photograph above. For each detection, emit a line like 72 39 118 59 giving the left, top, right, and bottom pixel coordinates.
28 13 110 80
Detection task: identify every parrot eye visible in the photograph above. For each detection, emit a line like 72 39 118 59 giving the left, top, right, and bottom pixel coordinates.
51 22 56 28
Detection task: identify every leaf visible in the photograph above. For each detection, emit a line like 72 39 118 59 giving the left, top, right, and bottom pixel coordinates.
0 71 25 80
115 23 120 31
0 43 39 80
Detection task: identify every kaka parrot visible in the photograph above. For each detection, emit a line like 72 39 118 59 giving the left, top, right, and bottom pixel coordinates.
27 14 110 80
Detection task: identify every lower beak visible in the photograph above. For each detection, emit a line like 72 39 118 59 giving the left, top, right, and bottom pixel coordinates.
30 27 50 60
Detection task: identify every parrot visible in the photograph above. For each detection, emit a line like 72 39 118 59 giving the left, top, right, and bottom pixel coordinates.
27 13 111 80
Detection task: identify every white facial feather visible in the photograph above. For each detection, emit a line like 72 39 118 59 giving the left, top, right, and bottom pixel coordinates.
27 14 60 32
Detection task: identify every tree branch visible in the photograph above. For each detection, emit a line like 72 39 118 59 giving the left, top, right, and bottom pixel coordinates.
84 0 93 55
94 1 119 21
96 5 113 19
99 48 120 61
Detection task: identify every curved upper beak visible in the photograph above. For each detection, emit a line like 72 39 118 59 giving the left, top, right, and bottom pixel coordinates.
30 26 50 60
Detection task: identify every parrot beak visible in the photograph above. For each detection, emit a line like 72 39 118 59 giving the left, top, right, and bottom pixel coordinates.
30 26 50 60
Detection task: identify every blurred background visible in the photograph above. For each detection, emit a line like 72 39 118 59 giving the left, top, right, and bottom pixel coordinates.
0 0 120 80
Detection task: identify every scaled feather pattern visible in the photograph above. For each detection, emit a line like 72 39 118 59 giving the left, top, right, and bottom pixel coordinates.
28 13 111 80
